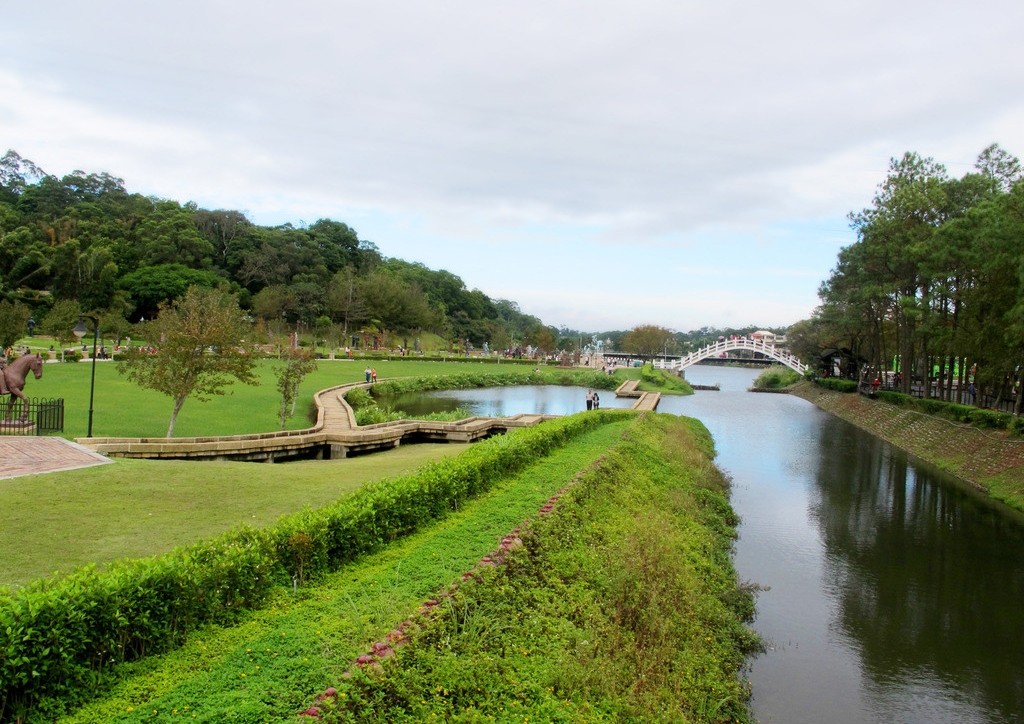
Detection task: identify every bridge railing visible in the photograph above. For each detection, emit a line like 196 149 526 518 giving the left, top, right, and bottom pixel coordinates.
661 339 807 375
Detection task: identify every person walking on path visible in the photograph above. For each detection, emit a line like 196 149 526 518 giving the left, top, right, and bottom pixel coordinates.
364 366 372 383
370 368 377 383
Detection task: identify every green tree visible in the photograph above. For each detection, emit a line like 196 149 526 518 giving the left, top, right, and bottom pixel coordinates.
42 299 82 360
275 347 318 429
326 267 369 335
118 263 224 320
622 324 675 359
118 287 258 436
136 200 214 268
0 300 31 351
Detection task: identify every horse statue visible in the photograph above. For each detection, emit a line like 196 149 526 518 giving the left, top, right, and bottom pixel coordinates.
1 353 44 421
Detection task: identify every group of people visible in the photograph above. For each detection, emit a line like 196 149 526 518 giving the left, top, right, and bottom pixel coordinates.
585 389 600 410
363 366 377 383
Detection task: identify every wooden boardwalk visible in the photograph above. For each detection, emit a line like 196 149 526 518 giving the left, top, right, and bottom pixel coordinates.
73 379 661 464
77 382 559 462
614 379 660 411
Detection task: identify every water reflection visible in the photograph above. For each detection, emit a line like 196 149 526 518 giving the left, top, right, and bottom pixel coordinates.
392 367 1024 722
378 385 634 418
812 417 1024 722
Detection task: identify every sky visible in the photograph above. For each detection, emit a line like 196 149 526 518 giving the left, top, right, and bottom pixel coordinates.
3 1 1023 334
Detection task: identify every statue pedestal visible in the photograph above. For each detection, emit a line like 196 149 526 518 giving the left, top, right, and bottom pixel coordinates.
0 419 37 436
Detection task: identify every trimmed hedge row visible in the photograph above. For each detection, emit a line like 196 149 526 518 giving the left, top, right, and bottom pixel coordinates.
875 390 1022 434
0 409 632 720
369 368 622 397
813 377 859 393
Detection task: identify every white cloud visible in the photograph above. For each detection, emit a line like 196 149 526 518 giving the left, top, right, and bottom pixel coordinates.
3 0 1023 330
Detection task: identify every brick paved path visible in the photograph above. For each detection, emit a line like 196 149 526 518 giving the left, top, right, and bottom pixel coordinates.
0 437 111 480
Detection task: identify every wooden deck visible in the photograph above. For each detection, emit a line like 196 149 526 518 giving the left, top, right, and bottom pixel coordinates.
77 379 660 463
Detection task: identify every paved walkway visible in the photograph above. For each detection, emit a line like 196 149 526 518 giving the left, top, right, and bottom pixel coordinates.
0 437 112 480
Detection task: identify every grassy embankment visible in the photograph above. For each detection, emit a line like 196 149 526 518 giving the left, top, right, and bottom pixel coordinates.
790 381 1024 512
11 412 757 722
751 365 801 390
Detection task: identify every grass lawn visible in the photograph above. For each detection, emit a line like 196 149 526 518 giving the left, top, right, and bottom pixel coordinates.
50 421 639 722
0 443 464 589
27 358 608 439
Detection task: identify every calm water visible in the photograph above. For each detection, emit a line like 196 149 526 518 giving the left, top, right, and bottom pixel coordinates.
400 368 1024 722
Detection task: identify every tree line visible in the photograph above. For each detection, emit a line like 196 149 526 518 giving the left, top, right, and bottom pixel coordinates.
787 143 1024 410
0 150 557 353
0 149 795 360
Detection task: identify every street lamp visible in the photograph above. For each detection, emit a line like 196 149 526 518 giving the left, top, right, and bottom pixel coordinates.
73 315 99 437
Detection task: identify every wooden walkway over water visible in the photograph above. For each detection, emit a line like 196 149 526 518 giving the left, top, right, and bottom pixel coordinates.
75 380 660 463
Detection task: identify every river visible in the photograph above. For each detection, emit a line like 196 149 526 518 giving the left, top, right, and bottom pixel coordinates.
386 368 1024 722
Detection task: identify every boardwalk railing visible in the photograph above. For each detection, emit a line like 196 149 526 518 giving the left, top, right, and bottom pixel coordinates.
0 397 65 435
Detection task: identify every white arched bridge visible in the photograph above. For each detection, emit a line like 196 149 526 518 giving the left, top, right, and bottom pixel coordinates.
656 338 807 375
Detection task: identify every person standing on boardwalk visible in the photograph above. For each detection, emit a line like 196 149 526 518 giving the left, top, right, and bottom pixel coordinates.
585 389 594 410
364 366 372 383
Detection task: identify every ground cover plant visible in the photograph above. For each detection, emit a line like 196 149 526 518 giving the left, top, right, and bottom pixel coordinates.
13 413 756 722
638 362 694 395
752 365 801 390
0 411 632 720
316 414 759 722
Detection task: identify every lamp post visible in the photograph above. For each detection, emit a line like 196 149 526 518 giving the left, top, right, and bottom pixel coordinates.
73 315 99 437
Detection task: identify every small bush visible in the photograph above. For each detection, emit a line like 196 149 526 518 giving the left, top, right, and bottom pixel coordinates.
815 378 857 393
968 408 1011 429
753 365 801 389
876 390 912 406
638 364 693 394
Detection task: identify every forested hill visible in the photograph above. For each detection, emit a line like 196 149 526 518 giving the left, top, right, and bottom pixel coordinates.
0 149 551 350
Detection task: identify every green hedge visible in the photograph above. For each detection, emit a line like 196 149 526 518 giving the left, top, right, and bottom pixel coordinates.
876 390 1016 433
369 369 621 398
0 409 632 719
814 378 858 393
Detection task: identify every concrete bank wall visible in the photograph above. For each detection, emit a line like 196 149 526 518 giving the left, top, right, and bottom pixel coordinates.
788 381 1024 512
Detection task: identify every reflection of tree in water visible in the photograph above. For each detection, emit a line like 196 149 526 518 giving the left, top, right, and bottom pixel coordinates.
810 416 1024 720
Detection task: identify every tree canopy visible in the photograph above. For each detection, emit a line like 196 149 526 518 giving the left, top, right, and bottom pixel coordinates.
0 150 543 350
117 286 259 436
805 144 1024 409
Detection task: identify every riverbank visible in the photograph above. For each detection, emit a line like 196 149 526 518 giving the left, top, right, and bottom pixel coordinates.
6 413 757 722
789 381 1024 512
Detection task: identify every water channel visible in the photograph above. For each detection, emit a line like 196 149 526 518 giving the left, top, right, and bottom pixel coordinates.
383 367 1024 722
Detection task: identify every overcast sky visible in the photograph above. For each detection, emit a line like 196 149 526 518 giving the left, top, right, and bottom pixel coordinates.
3 1 1023 332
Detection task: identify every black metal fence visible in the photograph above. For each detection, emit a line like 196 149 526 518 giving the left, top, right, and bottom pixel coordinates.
0 397 65 435
858 381 1018 414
